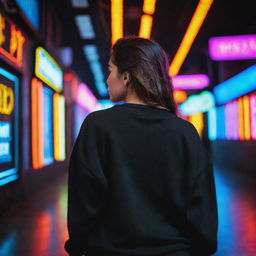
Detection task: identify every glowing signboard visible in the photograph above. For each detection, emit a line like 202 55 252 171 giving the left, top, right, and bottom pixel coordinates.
0 13 25 67
172 74 209 90
209 35 256 61
15 0 40 29
35 47 63 92
179 91 215 115
0 68 19 187
213 65 256 105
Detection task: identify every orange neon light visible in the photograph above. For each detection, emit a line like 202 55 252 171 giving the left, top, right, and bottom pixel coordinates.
174 90 187 103
143 0 157 15
243 95 250 140
139 14 153 39
0 14 25 67
188 112 204 137
111 0 123 45
31 78 44 169
169 0 214 77
238 97 245 141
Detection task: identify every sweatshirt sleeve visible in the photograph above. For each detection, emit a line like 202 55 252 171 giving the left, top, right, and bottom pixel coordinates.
187 134 218 256
64 113 109 256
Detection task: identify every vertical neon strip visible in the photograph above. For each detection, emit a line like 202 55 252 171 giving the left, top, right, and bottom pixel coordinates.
53 93 60 161
250 94 256 140
111 0 123 45
139 14 153 39
238 97 244 140
54 94 66 161
232 100 239 140
225 103 230 139
208 108 217 140
58 95 66 161
188 113 204 137
243 95 250 140
216 105 226 139
31 78 44 169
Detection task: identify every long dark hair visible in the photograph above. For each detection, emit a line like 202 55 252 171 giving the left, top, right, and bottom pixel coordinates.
111 36 177 114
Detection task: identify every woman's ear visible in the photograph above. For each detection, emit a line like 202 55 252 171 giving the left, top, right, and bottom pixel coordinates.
122 71 130 84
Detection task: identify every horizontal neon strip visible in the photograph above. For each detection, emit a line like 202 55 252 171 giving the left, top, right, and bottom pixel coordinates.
0 168 17 179
0 174 18 187
172 74 209 90
209 35 256 61
214 64 256 105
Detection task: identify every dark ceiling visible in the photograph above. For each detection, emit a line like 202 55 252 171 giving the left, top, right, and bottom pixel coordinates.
52 0 256 100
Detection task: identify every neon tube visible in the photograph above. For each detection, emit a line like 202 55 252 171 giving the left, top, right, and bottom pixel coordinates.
209 35 256 61
111 0 123 45
139 14 153 39
169 0 214 77
250 94 256 140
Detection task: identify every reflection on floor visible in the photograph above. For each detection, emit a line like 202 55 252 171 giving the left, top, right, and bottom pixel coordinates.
0 168 255 256
0 174 69 256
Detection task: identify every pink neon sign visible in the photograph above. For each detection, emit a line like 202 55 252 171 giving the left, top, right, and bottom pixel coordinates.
77 83 98 112
172 74 209 90
250 94 256 140
209 35 256 61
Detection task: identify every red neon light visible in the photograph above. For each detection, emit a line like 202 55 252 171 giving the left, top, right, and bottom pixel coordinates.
31 78 44 169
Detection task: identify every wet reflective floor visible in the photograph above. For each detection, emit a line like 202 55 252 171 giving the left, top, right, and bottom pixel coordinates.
0 168 255 256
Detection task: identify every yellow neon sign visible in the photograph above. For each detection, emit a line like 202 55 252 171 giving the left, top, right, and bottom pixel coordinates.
0 83 14 115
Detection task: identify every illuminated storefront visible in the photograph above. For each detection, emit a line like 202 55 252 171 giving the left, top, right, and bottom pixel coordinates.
32 47 66 169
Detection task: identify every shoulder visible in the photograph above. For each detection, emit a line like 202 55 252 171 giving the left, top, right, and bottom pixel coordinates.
81 105 118 130
170 115 199 138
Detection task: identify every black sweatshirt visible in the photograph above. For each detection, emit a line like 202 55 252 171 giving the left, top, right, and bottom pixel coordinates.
64 103 218 256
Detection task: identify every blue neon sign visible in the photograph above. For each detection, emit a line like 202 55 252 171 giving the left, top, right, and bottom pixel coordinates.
15 0 40 29
0 68 19 187
214 64 256 105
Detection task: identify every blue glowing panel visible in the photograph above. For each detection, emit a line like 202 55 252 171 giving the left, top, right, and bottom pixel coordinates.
15 0 40 29
0 68 19 187
43 87 54 166
214 65 256 105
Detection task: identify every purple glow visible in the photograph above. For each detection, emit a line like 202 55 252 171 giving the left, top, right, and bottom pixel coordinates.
172 74 209 90
209 35 256 61
76 83 98 112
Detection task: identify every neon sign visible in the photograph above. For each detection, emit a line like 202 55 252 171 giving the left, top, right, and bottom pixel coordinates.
179 91 215 115
209 35 256 61
214 65 256 105
250 94 256 140
0 83 14 114
0 13 25 67
0 68 19 186
172 74 209 90
35 47 63 92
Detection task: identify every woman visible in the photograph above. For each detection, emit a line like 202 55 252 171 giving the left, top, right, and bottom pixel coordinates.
64 36 218 256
